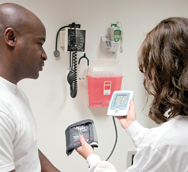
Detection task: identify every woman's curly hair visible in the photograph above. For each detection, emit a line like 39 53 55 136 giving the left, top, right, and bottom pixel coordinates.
138 17 188 124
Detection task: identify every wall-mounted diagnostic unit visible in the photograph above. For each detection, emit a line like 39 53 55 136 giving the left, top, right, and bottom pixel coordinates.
107 91 133 116
54 22 86 98
110 24 122 42
101 22 123 53
60 28 86 52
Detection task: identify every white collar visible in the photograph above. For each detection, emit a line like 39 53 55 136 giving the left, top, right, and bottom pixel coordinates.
0 77 17 94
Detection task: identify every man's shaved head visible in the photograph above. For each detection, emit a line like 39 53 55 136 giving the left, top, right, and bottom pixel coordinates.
0 3 44 35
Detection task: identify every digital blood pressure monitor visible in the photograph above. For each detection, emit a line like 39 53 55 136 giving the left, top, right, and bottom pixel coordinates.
107 91 133 116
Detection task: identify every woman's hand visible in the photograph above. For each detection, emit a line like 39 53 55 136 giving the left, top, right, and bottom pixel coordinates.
116 99 136 129
76 135 95 159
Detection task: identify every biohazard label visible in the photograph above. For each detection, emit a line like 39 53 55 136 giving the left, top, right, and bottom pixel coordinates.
104 81 111 95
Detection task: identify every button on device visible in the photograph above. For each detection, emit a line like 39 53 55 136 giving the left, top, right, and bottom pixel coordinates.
115 109 119 113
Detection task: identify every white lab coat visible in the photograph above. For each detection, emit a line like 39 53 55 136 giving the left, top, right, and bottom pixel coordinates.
86 116 188 172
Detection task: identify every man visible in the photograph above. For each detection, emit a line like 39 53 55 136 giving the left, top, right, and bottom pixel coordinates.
0 3 60 172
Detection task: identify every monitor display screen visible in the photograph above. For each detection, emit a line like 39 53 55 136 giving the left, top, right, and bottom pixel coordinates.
114 95 128 107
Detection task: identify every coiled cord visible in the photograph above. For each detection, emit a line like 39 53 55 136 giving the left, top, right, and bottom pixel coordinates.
70 48 78 98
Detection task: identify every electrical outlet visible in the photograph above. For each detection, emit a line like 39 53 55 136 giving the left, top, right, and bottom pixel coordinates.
126 148 136 168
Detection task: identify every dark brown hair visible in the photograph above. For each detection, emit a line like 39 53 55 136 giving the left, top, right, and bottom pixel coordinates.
138 17 188 124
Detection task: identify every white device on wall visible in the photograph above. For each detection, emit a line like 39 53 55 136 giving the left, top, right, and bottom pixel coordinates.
101 36 120 53
110 24 122 43
107 90 133 116
101 22 123 53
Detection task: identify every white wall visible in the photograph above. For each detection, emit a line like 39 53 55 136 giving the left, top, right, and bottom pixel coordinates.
1 0 188 171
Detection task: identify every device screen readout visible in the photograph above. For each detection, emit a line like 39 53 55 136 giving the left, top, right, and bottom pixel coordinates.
114 95 128 107
114 30 121 35
107 91 133 116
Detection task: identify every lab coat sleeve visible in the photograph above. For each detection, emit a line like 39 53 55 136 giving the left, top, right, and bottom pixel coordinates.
87 154 117 172
86 134 171 172
125 121 149 147
86 122 149 172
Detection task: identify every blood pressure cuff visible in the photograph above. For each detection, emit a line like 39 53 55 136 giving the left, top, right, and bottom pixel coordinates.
65 119 98 156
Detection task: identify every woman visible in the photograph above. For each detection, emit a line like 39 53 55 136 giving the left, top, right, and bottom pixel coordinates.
76 17 188 172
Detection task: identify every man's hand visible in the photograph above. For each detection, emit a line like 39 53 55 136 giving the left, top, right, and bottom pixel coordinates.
76 135 95 159
116 99 136 129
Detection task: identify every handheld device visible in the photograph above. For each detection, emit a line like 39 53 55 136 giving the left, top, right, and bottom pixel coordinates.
65 119 98 156
107 91 133 116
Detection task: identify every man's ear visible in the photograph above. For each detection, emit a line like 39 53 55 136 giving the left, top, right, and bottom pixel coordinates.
4 27 16 47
